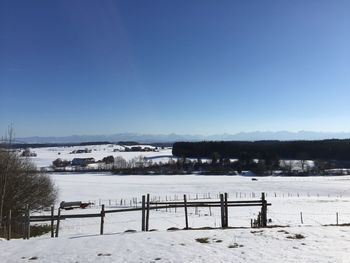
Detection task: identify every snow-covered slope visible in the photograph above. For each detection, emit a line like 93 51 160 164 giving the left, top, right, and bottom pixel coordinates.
1 226 349 263
2 174 350 262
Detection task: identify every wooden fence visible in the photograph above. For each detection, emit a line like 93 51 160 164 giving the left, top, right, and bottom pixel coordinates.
3 192 270 240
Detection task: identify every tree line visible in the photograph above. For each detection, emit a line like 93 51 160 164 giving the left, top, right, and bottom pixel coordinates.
172 140 350 161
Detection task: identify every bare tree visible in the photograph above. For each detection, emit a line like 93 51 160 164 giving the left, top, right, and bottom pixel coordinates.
114 156 128 169
0 127 58 227
0 155 57 218
0 126 14 227
129 155 146 168
280 159 293 175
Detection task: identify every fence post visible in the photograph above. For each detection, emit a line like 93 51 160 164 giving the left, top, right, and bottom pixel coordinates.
165 196 168 212
336 212 339 225
7 210 11 241
22 214 26 240
25 205 30 239
100 204 105 235
300 212 303 224
146 194 150 231
220 194 225 228
55 208 61 238
224 193 228 227
141 195 146 231
184 194 189 229
257 212 261 227
261 193 267 227
50 206 54 238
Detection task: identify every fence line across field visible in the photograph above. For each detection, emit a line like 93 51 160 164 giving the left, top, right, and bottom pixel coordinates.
3 192 270 240
85 192 346 209
3 191 349 241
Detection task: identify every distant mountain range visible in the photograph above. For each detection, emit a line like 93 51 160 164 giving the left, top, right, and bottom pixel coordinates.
14 131 350 144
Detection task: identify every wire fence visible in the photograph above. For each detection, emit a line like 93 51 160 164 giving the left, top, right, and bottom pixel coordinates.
74 191 348 210
3 191 350 240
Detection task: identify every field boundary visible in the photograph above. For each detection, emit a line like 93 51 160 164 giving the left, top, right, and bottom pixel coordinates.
3 193 270 240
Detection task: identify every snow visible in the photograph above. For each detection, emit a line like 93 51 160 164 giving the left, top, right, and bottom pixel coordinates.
42 174 350 234
1 226 349 263
3 145 350 262
2 175 350 262
25 144 173 169
50 173 350 202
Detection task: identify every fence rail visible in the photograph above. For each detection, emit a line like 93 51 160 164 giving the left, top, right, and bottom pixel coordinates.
2 192 270 240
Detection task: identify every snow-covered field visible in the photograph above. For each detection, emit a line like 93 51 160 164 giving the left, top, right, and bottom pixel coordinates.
50 174 350 230
2 173 350 262
2 145 350 262
25 144 173 169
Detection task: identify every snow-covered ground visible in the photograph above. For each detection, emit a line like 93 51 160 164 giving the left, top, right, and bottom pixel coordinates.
24 144 173 169
2 174 350 262
4 144 350 262
2 226 349 263
50 174 350 230
25 144 314 172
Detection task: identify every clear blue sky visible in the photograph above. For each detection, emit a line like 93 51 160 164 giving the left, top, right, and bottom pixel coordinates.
1 0 349 137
